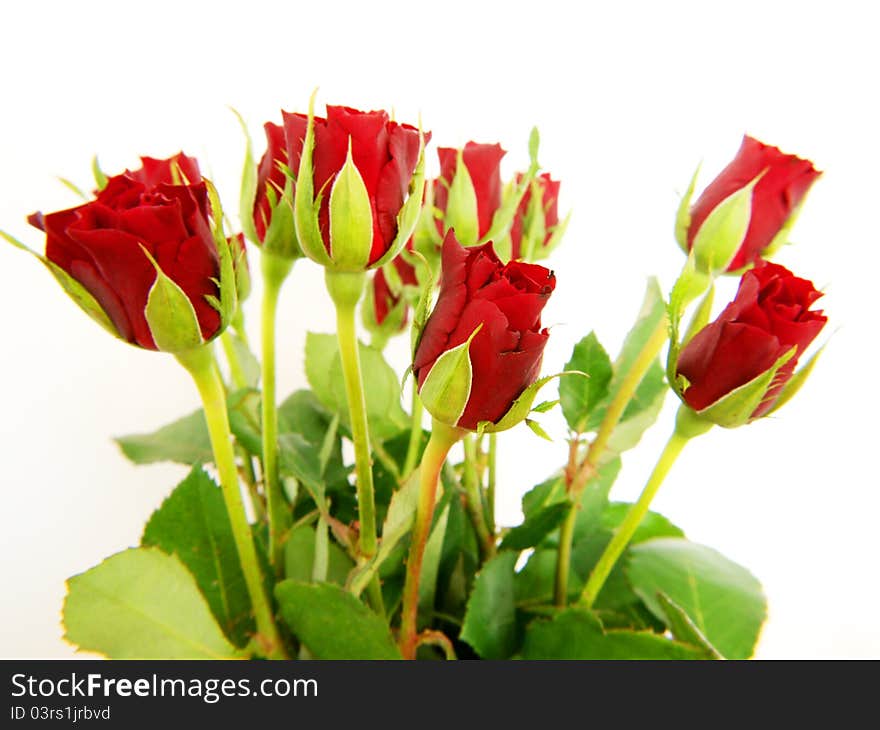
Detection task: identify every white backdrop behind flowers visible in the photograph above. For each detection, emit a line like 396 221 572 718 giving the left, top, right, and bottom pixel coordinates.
0 0 877 658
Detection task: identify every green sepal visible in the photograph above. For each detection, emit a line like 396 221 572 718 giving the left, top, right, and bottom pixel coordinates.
477 371 586 436
535 209 572 262
294 89 334 267
204 179 237 332
681 282 715 347
230 107 260 246
519 178 547 261
685 346 797 428
673 162 701 252
372 127 428 270
328 138 374 271
444 148 479 246
419 326 480 427
765 343 825 416
57 177 87 200
479 126 541 246
141 246 205 353
666 252 712 386
691 170 763 275
1 229 121 339
525 418 553 441
92 155 108 190
412 179 443 254
762 197 807 259
409 250 437 359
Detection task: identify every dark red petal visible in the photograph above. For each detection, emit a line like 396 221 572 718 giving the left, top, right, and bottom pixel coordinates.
462 142 505 238
254 121 289 243
678 321 786 411
129 153 202 188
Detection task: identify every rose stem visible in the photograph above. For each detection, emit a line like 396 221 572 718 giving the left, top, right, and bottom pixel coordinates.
324 269 385 619
399 419 464 659
219 328 263 521
177 345 286 659
554 314 669 606
462 434 495 559
486 433 497 534
402 386 424 479
260 251 295 575
578 406 711 607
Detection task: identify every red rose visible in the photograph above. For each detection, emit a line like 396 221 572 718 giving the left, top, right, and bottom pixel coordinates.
686 135 821 272
435 142 505 241
283 105 425 266
676 261 826 419
28 154 223 350
253 121 289 244
509 172 561 261
413 230 555 430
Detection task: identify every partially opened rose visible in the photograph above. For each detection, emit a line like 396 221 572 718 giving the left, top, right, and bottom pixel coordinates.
509 172 562 261
27 153 231 352
433 142 505 246
413 230 555 430
681 135 821 273
286 103 427 271
675 261 826 425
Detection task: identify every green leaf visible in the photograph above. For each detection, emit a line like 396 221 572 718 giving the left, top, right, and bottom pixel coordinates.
63 547 242 659
305 332 408 440
656 592 723 659
116 409 212 466
601 502 685 544
500 502 570 551
560 332 613 432
522 609 706 660
283 523 354 586
418 504 450 620
460 551 519 659
573 457 622 542
141 468 253 646
521 475 566 520
626 537 766 659
275 580 401 659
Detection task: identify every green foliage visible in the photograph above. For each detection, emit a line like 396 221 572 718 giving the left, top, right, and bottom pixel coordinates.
63 548 242 659
522 609 707 660
305 332 408 440
275 581 401 659
116 409 212 466
560 332 613 432
460 552 519 659
627 537 767 659
283 523 354 586
141 468 253 646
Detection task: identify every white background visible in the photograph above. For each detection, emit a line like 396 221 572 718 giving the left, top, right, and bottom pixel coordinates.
1 0 877 658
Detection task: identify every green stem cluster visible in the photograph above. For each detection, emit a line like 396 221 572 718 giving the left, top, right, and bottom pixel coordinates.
325 269 385 618
399 419 463 660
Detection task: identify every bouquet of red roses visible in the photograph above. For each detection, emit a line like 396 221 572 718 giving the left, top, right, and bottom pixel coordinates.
2 93 826 660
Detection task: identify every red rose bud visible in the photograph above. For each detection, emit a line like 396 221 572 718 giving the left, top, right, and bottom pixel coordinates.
680 135 821 274
413 230 555 431
285 101 427 271
509 172 563 261
250 121 299 259
27 154 231 352
229 233 251 303
675 261 826 426
434 142 505 245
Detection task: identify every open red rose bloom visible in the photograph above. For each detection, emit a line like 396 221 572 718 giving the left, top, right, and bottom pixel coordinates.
413 230 556 430
282 106 424 265
687 135 821 271
27 154 221 350
677 261 827 418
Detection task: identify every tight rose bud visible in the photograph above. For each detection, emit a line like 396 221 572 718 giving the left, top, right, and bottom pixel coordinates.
413 230 555 431
681 135 821 274
27 154 229 352
286 103 427 271
434 142 505 246
372 249 418 326
250 121 298 259
675 261 826 426
363 251 418 348
510 172 562 261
